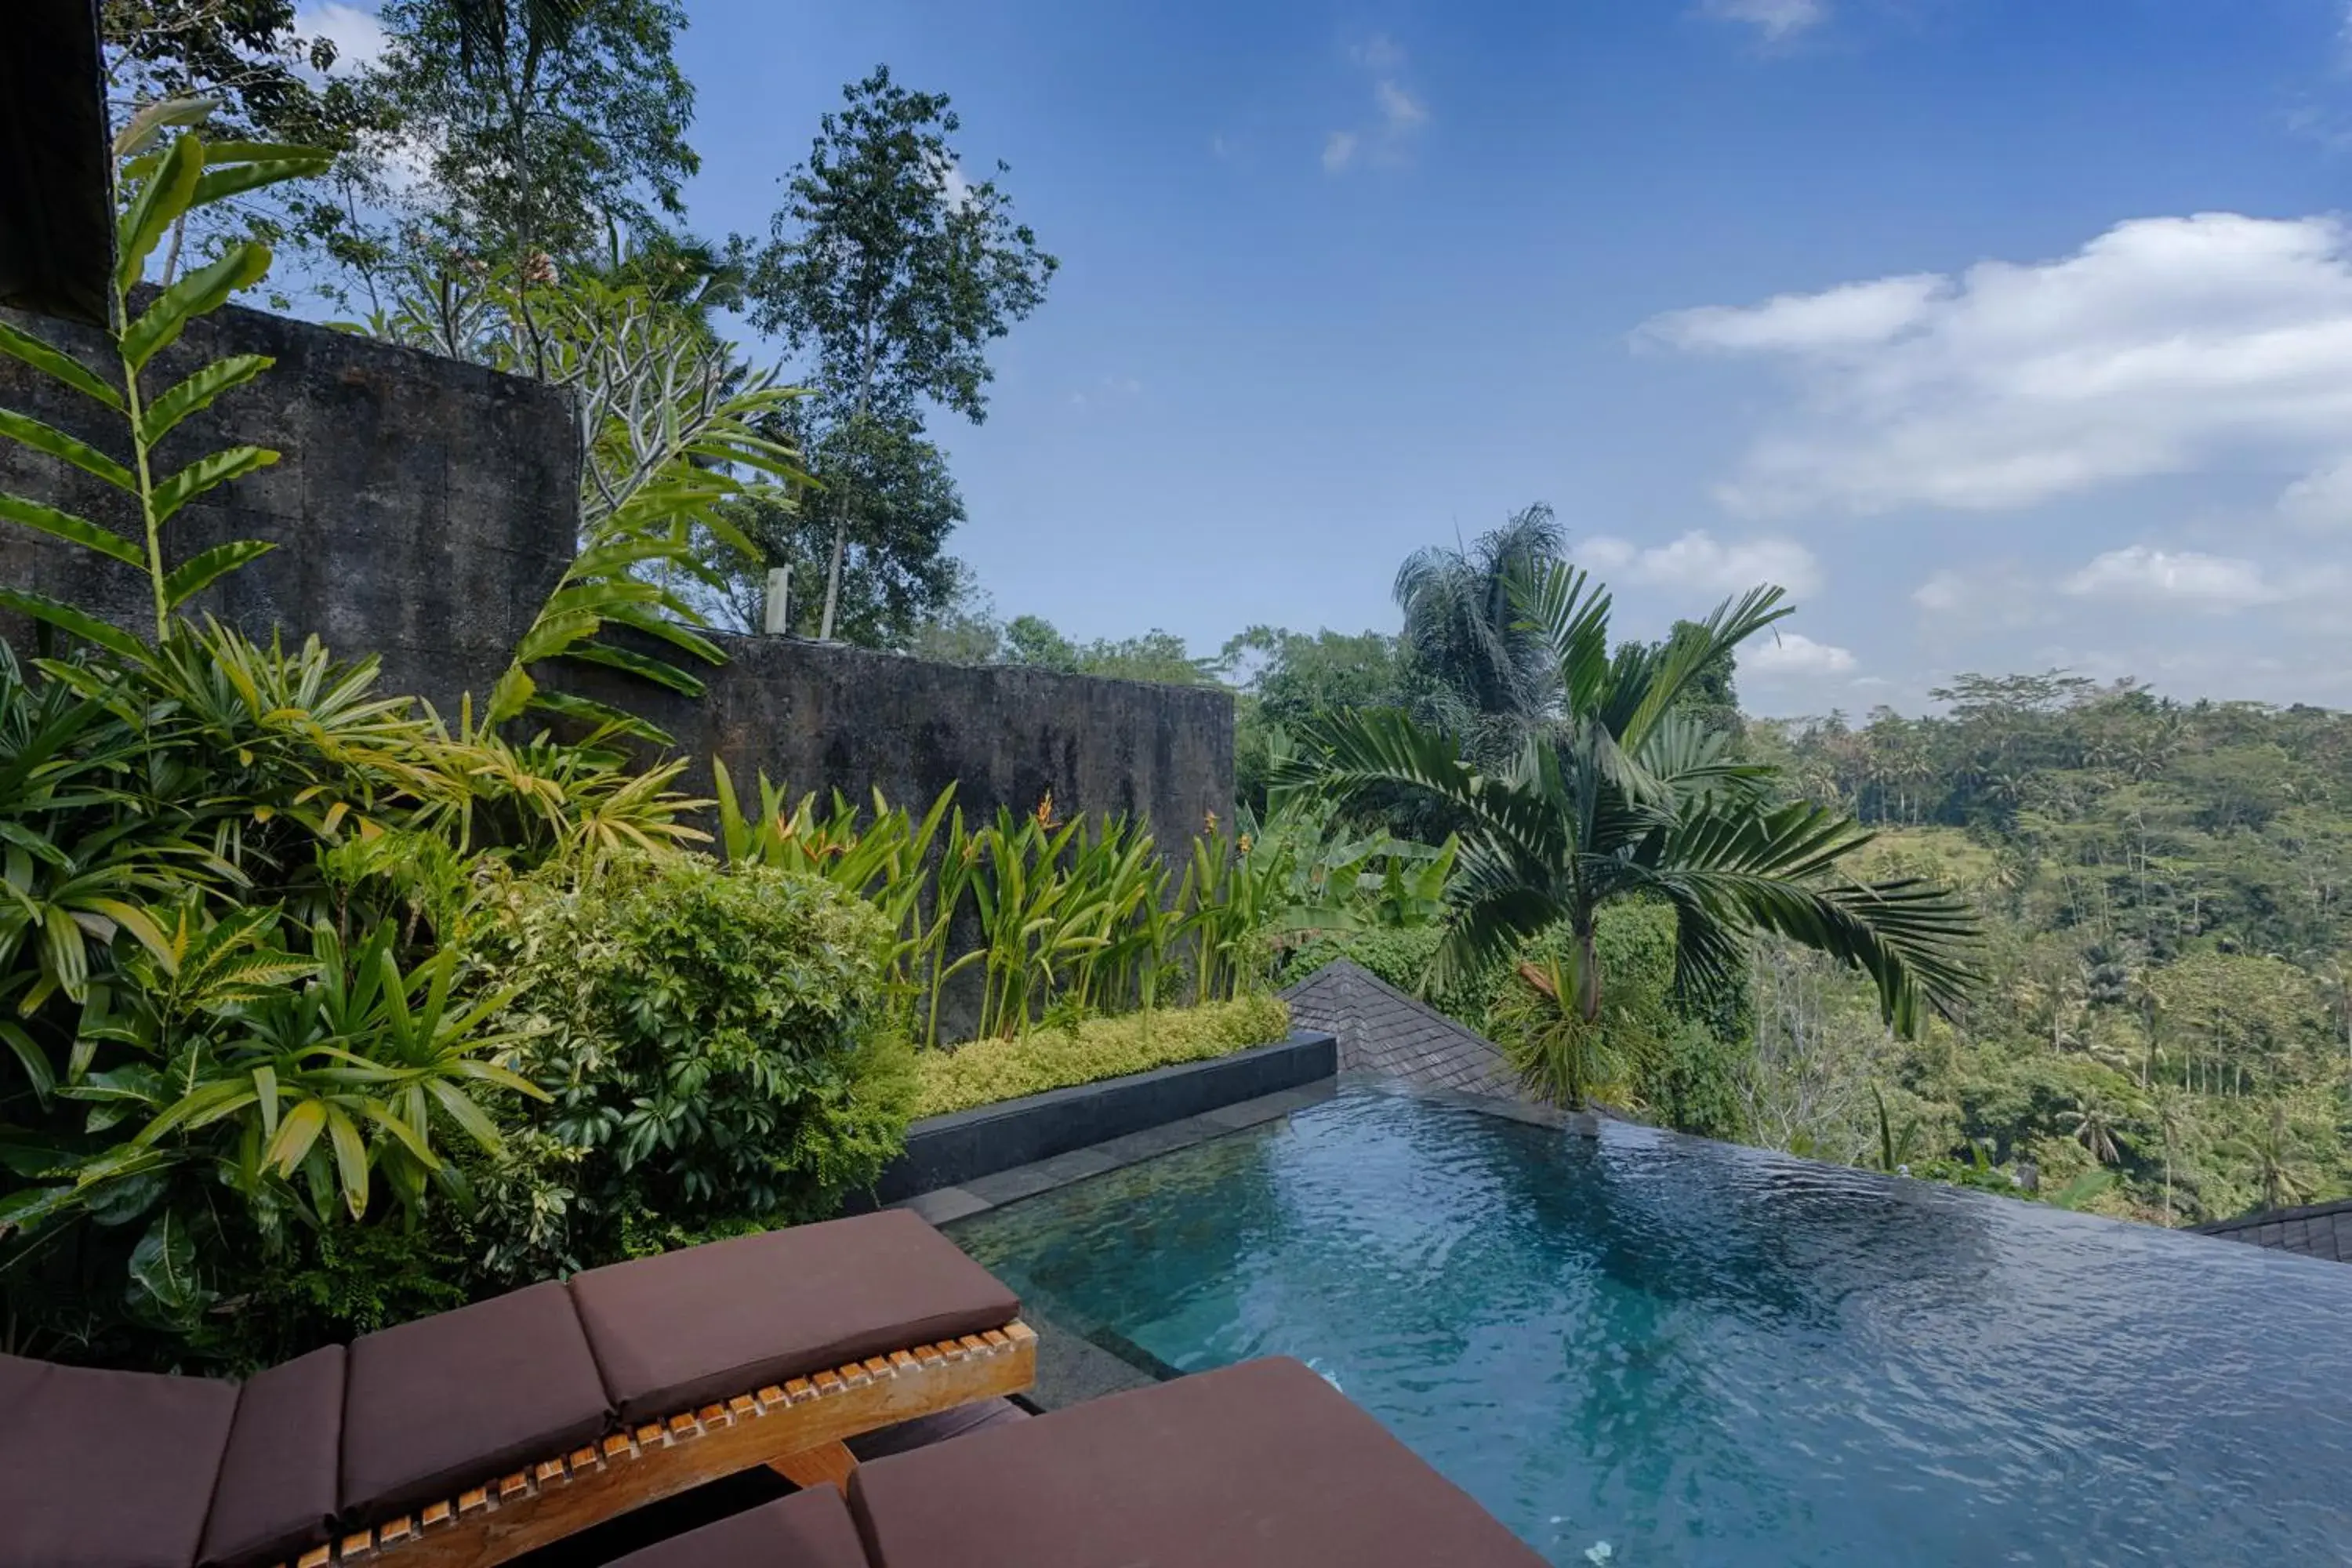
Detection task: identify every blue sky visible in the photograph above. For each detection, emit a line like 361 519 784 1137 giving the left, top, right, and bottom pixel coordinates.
310 0 2352 714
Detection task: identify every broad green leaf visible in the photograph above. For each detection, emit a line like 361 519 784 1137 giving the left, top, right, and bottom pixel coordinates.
141 354 270 445
265 1099 326 1174
118 132 205 292
0 588 147 661
151 446 278 523
0 1022 54 1103
163 539 277 608
0 1184 79 1235
121 243 271 372
191 154 333 211
0 320 123 410
325 1105 368 1218
426 1077 505 1152
252 1065 279 1141
113 96 216 160
126 1208 206 1319
82 898 175 970
0 494 143 567
0 408 136 491
562 637 708 695
526 688 676 746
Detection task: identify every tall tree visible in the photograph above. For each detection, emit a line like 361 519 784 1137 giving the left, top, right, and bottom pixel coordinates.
1393 503 1565 764
746 66 1056 641
710 408 967 648
372 0 697 263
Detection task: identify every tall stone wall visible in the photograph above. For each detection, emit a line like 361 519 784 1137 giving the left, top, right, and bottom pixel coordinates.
558 633 1234 843
0 300 1236 833
0 298 575 711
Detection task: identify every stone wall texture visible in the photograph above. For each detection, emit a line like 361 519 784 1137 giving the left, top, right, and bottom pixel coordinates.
560 632 1235 842
1 300 1236 831
0 297 576 711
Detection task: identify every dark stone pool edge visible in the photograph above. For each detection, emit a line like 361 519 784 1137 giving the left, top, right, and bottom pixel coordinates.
854 1029 1339 1212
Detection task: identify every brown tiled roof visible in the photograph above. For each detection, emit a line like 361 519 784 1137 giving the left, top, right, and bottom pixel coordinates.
2190 1197 2352 1264
1279 960 1520 1098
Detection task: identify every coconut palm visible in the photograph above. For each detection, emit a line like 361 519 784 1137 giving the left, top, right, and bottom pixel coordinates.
1280 562 1980 1034
1393 503 1565 764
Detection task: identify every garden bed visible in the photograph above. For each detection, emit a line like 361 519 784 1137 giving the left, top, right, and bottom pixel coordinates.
868 1028 1338 1203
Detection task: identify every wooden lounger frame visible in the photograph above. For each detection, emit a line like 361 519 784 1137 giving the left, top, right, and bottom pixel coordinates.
283 1321 1036 1568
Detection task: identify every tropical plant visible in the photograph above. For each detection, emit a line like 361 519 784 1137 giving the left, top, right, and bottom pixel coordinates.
0 105 327 652
1392 503 1565 765
1280 564 1981 1040
367 260 808 739
466 851 912 1278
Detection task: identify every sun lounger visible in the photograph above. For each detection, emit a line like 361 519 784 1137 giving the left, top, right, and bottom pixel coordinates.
601 1357 1548 1568
0 1210 1032 1568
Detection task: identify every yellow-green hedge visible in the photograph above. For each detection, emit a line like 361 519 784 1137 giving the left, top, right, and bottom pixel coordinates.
912 994 1292 1119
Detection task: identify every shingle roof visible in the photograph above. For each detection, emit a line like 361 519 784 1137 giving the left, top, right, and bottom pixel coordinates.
1279 960 1520 1099
2191 1197 2352 1265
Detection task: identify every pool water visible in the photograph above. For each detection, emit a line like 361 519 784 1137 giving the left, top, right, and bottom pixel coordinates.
948 1085 2352 1566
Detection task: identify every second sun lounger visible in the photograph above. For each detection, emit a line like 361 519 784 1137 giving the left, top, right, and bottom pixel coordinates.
0 1210 1032 1568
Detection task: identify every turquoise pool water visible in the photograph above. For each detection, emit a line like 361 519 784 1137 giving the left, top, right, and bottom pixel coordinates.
948 1084 2352 1566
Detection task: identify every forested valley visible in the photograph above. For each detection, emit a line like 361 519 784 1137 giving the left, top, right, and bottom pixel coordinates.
987 511 2352 1228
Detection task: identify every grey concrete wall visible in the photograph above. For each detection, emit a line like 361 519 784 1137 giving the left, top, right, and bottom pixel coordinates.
0 298 575 711
559 632 1236 842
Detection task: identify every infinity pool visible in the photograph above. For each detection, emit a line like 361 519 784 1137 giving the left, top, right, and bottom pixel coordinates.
949 1084 2352 1566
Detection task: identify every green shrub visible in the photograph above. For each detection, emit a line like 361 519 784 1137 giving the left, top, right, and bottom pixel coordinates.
1282 904 1751 1137
913 995 1291 1118
469 851 915 1279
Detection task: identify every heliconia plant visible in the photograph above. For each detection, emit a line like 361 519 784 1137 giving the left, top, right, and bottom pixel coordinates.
0 99 329 652
710 763 1454 1045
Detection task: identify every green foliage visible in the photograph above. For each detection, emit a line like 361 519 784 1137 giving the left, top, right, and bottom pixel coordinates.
1742 678 2352 1222
366 260 806 740
1283 564 1981 1035
912 996 1291 1119
711 768 1300 1049
1392 503 1564 767
0 114 325 651
372 0 698 263
746 65 1055 639
466 852 913 1277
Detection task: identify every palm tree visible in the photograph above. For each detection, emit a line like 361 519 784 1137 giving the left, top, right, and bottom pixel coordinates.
1393 504 1565 764
1280 563 1980 1040
2058 1092 2125 1166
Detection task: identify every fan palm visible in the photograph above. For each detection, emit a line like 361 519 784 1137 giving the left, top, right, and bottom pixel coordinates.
1393 503 1565 764
1280 562 1980 1034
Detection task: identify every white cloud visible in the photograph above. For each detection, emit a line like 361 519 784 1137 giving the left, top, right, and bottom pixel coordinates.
296 2 387 72
1324 34 1428 174
1577 529 1822 597
1642 212 2352 517
1374 79 1428 132
2281 460 2352 527
1744 630 1857 677
2061 546 2284 613
1912 568 1969 614
1704 0 1830 42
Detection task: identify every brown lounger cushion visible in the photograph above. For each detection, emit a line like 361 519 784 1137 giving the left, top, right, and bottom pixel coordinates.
340 1280 611 1520
568 1211 1021 1424
0 1351 238 1568
198 1345 345 1568
601 1486 872 1568
848 1357 1548 1568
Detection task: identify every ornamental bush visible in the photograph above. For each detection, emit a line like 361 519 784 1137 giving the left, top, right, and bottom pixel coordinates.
912 994 1291 1118
469 851 916 1279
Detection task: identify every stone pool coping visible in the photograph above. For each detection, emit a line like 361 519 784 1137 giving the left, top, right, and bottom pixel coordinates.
863 1029 1338 1207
